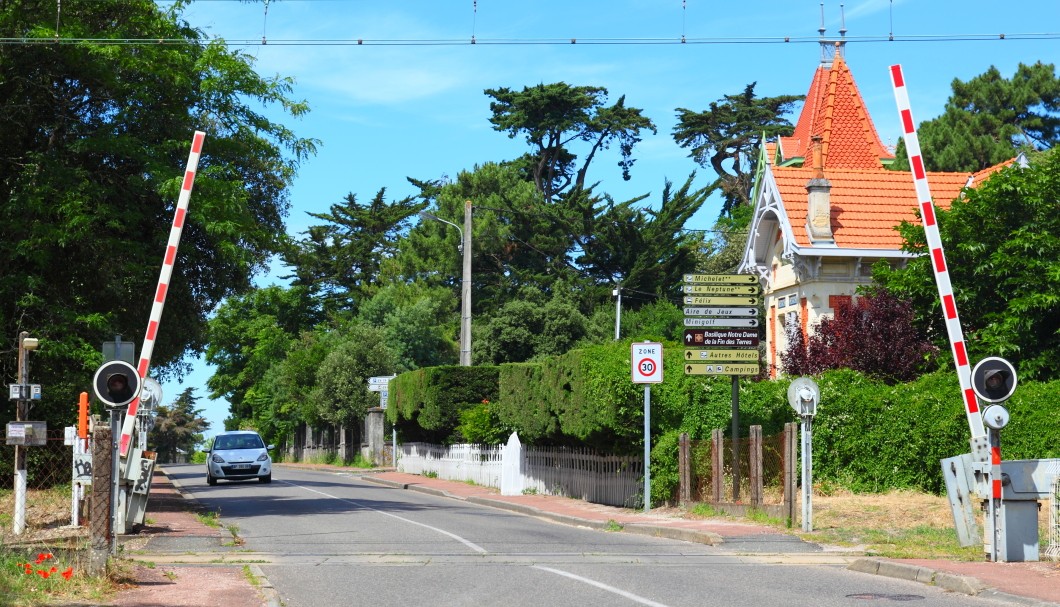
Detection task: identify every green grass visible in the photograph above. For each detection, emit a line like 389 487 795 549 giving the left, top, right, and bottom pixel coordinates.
804 524 984 560
0 547 112 607
604 520 624 532
195 511 221 528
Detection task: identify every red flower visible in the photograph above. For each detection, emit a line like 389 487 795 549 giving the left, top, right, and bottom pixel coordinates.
35 553 48 564
38 570 50 579
62 567 74 580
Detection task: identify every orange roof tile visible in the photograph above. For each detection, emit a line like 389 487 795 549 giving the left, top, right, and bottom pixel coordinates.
772 166 977 249
778 52 894 170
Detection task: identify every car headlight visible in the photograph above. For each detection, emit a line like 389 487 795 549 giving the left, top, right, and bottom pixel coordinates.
210 454 225 464
256 453 270 462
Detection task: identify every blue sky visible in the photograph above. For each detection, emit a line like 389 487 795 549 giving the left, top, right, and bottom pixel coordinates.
157 0 1060 437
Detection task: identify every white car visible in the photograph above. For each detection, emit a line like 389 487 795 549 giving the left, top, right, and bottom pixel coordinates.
205 431 273 485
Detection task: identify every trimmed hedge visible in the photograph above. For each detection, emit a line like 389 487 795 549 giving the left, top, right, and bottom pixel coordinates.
389 365 499 444
388 340 1060 496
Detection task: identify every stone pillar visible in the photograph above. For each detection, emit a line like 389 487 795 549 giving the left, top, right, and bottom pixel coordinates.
365 408 385 465
88 423 112 575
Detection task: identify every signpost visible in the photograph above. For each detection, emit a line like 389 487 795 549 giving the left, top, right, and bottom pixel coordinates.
368 375 397 468
682 274 762 503
631 342 662 513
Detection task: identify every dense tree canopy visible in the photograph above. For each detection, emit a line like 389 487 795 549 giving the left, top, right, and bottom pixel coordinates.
0 0 315 428
874 148 1060 381
673 83 802 216
892 62 1060 172
485 83 656 201
148 387 210 463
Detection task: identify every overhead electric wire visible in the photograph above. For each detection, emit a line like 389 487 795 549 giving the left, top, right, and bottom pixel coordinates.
1 32 1057 46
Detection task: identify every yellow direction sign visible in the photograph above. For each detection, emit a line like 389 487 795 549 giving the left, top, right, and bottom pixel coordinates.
683 274 759 285
684 363 760 376
684 350 760 362
684 296 762 306
682 285 760 295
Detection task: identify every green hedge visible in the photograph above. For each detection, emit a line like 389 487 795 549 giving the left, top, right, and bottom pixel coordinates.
388 341 1060 496
389 365 499 444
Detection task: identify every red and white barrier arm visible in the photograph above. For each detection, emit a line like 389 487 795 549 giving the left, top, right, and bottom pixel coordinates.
889 66 989 461
119 131 206 458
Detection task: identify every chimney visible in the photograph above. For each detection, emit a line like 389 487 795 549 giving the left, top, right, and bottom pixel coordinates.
806 136 833 243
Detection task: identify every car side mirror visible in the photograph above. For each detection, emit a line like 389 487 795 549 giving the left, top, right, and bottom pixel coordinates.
267 444 275 451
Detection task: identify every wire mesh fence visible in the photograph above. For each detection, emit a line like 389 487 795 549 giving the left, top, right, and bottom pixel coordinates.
688 428 793 505
0 429 87 546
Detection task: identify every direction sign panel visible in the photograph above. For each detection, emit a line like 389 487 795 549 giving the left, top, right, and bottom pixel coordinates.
684 349 760 362
684 317 759 328
683 306 758 317
683 274 759 284
684 329 759 348
368 375 395 385
684 363 760 376
631 342 663 384
684 296 762 306
682 285 760 295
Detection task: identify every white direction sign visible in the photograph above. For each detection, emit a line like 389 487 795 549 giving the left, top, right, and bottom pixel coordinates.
631 342 663 384
683 306 757 317
684 317 759 328
368 375 395 385
682 284 759 295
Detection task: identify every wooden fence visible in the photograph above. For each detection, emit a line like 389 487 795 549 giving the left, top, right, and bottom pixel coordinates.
678 423 798 523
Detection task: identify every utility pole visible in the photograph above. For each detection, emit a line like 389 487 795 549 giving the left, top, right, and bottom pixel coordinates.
612 286 622 340
460 200 472 366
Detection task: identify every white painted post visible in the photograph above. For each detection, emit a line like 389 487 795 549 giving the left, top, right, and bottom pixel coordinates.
644 385 651 512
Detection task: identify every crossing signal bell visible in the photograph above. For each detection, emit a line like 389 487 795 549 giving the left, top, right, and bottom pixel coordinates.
92 360 141 409
970 357 1017 404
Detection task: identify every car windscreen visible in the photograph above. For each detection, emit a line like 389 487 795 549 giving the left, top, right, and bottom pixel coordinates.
214 435 263 450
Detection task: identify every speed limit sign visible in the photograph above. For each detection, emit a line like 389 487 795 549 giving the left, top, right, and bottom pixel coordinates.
631 342 663 384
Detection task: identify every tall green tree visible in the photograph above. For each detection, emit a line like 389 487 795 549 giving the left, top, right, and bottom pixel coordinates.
873 148 1060 381
0 0 315 428
205 286 321 427
285 188 423 315
891 62 1060 172
672 83 802 216
148 387 209 463
577 174 708 301
485 83 656 201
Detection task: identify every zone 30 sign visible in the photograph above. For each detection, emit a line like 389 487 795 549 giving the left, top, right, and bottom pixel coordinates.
631 342 663 384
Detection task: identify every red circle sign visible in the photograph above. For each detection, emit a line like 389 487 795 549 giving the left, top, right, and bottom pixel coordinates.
638 358 657 377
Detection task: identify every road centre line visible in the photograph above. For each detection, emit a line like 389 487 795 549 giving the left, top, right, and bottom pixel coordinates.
280 480 488 554
532 566 672 607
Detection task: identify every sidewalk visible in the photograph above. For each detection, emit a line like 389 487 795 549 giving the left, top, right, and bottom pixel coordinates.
109 465 1059 607
109 470 279 607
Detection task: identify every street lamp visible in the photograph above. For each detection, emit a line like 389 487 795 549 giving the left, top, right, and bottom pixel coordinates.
418 201 472 366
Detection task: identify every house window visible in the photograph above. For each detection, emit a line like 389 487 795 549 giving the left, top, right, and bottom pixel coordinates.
829 294 852 310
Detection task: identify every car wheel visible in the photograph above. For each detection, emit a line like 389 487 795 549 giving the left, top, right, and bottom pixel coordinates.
258 473 272 484
207 472 217 486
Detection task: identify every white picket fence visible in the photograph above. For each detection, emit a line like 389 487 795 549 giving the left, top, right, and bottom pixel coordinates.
398 434 643 508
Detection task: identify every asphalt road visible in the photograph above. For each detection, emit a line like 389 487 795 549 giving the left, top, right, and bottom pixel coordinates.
170 465 1016 607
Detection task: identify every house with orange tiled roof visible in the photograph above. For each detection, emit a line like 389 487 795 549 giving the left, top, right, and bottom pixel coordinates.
738 43 1013 377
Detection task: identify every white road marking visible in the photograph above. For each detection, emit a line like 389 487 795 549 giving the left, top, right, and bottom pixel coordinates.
279 480 488 554
533 565 673 607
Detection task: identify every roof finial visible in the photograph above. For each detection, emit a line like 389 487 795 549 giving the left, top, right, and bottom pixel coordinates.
818 2 846 66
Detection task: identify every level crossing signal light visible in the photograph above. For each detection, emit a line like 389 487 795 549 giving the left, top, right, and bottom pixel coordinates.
92 360 141 408
970 357 1017 404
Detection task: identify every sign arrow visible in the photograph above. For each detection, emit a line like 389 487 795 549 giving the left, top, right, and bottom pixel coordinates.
684 317 760 328
683 273 759 285
684 296 762 306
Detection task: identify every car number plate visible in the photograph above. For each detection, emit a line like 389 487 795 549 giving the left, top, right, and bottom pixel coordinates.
231 463 251 470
